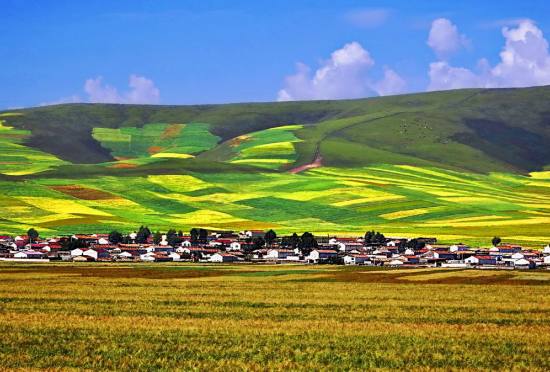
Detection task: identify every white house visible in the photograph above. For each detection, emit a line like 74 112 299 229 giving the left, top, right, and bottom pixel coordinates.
543 245 550 255
514 258 533 268
181 240 192 247
210 253 239 263
83 249 98 260
465 256 479 265
118 251 133 259
97 238 110 245
404 248 415 256
14 251 46 259
70 248 85 256
168 252 181 261
387 259 404 266
140 253 155 262
228 242 241 251
511 252 524 260
343 254 370 265
265 249 294 260
306 249 337 263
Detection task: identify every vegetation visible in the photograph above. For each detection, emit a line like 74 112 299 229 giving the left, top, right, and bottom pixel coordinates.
0 263 547 370
1 87 550 243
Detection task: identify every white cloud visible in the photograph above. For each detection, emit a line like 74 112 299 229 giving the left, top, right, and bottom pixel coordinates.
373 67 407 96
42 74 161 106
125 75 161 104
84 77 120 103
345 9 390 28
278 42 405 101
84 74 160 104
427 18 469 59
428 19 550 91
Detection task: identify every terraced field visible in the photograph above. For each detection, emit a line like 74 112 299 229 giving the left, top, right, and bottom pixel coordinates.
0 115 67 175
0 264 548 370
0 162 549 246
92 122 219 160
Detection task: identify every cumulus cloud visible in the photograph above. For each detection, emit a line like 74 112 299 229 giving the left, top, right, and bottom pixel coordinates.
373 67 407 96
42 74 160 106
84 74 160 104
277 42 406 101
345 9 390 28
427 18 469 59
428 19 550 91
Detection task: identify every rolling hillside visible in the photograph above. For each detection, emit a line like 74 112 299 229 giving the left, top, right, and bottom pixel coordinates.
1 86 550 245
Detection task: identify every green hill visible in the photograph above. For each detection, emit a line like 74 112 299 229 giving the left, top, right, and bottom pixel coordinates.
1 86 550 245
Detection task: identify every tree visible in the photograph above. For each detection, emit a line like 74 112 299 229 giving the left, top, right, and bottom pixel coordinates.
492 236 501 247
290 233 300 249
166 229 179 247
190 228 199 243
253 236 265 250
27 228 39 244
299 232 318 255
397 240 407 253
109 230 123 244
153 231 163 245
407 238 425 250
364 231 374 244
374 232 386 244
136 226 151 244
198 228 208 243
264 229 277 246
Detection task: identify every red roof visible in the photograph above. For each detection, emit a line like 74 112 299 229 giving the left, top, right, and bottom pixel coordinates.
475 255 494 260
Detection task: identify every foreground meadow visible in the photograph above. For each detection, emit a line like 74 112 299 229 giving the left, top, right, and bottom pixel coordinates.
0 263 548 370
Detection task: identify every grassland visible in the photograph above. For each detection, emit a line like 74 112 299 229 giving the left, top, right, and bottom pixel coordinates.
0 263 548 370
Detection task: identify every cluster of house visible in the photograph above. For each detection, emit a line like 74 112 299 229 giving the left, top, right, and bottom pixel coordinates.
1 230 549 269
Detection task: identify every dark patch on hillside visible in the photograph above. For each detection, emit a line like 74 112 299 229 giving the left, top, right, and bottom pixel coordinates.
452 119 550 172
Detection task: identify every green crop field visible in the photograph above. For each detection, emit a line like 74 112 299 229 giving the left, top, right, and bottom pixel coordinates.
0 263 548 370
1 86 550 245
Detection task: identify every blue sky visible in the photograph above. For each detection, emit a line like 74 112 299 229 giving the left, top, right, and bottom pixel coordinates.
1 0 550 108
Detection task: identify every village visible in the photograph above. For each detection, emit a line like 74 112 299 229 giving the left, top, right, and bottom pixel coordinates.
0 227 549 269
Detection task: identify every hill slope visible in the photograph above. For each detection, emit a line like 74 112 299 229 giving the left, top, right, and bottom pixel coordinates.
3 86 550 173
1 86 550 244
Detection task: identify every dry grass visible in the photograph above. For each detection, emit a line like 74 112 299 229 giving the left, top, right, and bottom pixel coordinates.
0 264 548 370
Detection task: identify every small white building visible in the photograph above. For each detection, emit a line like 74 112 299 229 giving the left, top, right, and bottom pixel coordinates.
210 253 239 263
228 242 241 251
140 253 155 262
83 249 98 260
465 256 479 265
181 240 192 247
343 254 370 265
70 248 85 257
265 249 294 260
511 252 524 260
118 251 133 259
168 252 181 261
514 258 533 269
387 259 404 266
97 238 110 245
306 249 338 263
